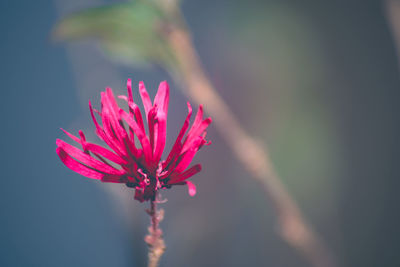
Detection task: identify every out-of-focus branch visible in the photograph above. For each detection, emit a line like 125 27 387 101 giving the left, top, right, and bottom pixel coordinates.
385 0 400 69
159 5 337 267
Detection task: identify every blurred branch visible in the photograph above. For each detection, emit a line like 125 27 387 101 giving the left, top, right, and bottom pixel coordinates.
385 0 400 69
160 4 337 267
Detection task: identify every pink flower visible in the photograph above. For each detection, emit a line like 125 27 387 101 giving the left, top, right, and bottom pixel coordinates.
56 79 211 202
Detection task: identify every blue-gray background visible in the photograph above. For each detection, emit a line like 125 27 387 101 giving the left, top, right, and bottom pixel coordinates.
1 0 400 266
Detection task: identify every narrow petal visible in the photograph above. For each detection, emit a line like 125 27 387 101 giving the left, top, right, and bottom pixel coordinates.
78 130 88 151
163 102 192 169
89 100 103 134
102 174 125 183
90 100 122 155
152 82 169 162
127 78 133 103
101 90 130 156
168 164 202 184
174 137 203 173
118 95 129 102
154 81 169 116
182 117 212 154
116 96 143 158
186 181 196 197
56 139 124 175
100 107 126 156
127 101 145 133
139 81 152 120
153 111 166 163
147 106 158 153
105 89 129 142
61 128 81 143
57 147 103 180
187 105 203 137
120 109 152 163
84 143 127 165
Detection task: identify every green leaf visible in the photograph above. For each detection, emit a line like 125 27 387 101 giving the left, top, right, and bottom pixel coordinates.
53 1 176 68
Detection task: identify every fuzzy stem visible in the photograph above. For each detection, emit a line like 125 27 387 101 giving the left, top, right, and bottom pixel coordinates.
157 4 337 267
145 199 166 267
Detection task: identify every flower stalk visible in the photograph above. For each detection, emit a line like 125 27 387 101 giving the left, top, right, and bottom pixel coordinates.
145 197 166 267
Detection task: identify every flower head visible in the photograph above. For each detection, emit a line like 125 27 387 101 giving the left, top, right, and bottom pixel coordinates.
56 79 211 202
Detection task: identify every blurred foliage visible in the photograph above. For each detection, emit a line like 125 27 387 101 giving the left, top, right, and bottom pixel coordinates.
219 3 341 210
53 0 176 68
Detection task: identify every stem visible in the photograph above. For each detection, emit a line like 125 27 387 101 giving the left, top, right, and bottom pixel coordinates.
145 199 166 267
159 5 337 267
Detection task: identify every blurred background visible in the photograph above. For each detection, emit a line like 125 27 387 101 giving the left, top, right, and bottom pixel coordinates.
1 0 400 266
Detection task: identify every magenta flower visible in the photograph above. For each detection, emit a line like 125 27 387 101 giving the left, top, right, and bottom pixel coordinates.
56 79 211 202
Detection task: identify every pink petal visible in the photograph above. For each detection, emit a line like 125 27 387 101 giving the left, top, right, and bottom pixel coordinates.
147 106 158 153
163 102 192 169
78 130 86 141
182 117 212 154
100 91 130 157
118 95 129 102
187 105 203 137
84 143 127 165
101 174 125 183
56 139 124 176
104 89 129 142
90 101 123 155
122 80 139 127
186 180 196 197
57 147 103 180
89 100 103 133
127 101 145 133
174 137 203 173
153 111 166 163
120 109 152 163
124 102 145 158
100 109 125 156
58 147 123 183
152 82 169 162
154 81 169 116
78 130 88 151
139 81 152 121
61 128 81 143
169 164 202 184
116 97 143 158
127 78 133 103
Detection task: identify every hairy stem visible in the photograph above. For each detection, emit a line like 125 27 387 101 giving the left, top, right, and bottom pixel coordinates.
145 199 165 267
159 5 336 267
